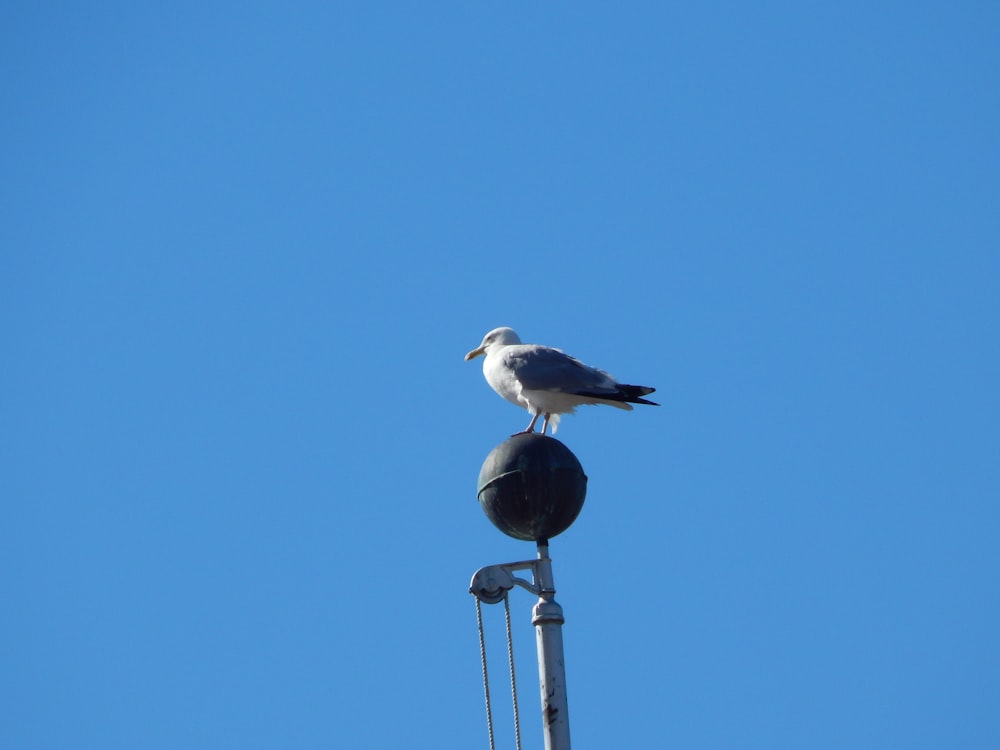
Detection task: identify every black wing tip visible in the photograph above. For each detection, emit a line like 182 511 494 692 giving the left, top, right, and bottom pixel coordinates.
576 384 659 406
620 384 657 405
628 396 659 406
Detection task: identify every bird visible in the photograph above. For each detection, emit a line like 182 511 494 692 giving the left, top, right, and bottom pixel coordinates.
464 327 658 435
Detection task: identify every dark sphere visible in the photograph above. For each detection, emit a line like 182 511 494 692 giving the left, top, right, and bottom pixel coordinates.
477 433 587 542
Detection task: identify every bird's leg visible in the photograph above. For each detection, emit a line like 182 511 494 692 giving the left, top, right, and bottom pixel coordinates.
517 412 540 434
541 413 551 435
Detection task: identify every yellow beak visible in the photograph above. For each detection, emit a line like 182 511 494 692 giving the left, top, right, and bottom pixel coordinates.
464 346 485 361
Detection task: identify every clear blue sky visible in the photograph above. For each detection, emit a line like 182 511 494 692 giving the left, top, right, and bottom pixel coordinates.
3 3 998 748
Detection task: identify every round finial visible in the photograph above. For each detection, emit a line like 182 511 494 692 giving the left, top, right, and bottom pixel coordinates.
476 433 587 542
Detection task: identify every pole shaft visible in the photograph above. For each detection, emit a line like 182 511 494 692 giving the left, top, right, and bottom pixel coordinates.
532 543 571 750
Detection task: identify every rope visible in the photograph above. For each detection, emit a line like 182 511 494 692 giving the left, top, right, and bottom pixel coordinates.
475 598 496 750
503 593 523 750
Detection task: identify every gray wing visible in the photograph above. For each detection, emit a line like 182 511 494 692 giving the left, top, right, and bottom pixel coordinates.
504 345 619 395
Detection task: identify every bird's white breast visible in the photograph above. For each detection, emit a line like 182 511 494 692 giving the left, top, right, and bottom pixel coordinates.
483 351 525 407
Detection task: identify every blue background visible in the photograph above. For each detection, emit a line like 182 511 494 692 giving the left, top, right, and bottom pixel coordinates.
4 3 998 748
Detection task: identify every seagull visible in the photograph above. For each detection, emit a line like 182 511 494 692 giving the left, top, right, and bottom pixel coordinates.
464 327 658 435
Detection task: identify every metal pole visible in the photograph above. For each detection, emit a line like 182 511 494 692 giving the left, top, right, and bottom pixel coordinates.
532 541 571 750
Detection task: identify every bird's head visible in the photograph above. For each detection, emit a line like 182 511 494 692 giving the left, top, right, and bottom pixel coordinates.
464 327 521 361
